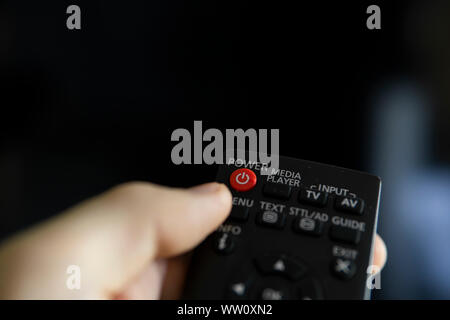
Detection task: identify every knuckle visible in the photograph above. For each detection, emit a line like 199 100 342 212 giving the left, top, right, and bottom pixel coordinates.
106 181 178 215
106 182 155 210
110 181 152 199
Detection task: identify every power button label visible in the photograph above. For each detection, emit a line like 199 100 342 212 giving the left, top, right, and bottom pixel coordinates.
230 169 257 192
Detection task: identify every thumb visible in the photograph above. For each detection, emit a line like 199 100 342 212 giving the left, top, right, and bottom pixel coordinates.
0 182 232 299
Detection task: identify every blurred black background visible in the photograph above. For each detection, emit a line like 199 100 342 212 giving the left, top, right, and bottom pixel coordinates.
1 1 449 299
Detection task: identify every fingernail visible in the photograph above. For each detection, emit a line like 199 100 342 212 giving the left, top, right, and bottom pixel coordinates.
189 182 223 194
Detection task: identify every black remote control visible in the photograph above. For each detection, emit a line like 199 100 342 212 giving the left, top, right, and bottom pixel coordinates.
183 155 381 300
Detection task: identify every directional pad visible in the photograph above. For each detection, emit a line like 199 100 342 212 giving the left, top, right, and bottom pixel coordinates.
254 255 307 281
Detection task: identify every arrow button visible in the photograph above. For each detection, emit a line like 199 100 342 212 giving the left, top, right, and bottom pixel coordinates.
255 255 307 280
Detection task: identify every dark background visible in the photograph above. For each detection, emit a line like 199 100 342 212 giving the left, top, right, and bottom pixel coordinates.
1 1 449 299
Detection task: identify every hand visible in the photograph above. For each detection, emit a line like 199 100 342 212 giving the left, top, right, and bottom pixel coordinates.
0 182 387 299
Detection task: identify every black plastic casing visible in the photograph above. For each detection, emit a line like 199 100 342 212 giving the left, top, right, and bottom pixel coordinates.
183 156 382 300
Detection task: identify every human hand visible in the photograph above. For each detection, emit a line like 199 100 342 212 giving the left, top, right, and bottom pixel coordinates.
0 182 387 299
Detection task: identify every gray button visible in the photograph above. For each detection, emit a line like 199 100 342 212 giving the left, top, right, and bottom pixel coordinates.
256 211 286 229
262 211 278 224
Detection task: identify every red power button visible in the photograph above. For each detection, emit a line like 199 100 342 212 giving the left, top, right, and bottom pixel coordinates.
230 169 257 192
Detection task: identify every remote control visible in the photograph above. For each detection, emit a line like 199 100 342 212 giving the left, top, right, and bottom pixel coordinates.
183 155 382 300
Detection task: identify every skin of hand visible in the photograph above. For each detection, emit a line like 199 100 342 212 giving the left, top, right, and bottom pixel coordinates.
0 182 387 300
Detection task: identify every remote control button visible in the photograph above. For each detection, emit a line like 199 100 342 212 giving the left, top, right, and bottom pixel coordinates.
254 255 307 280
213 232 235 255
335 196 365 215
227 282 249 299
230 206 250 222
329 225 362 245
262 183 292 200
230 169 257 192
331 258 357 280
293 217 324 236
298 189 328 207
297 278 324 300
256 211 286 229
260 286 289 300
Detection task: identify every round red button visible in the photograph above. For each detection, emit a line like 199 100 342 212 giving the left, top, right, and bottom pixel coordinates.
230 169 257 192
